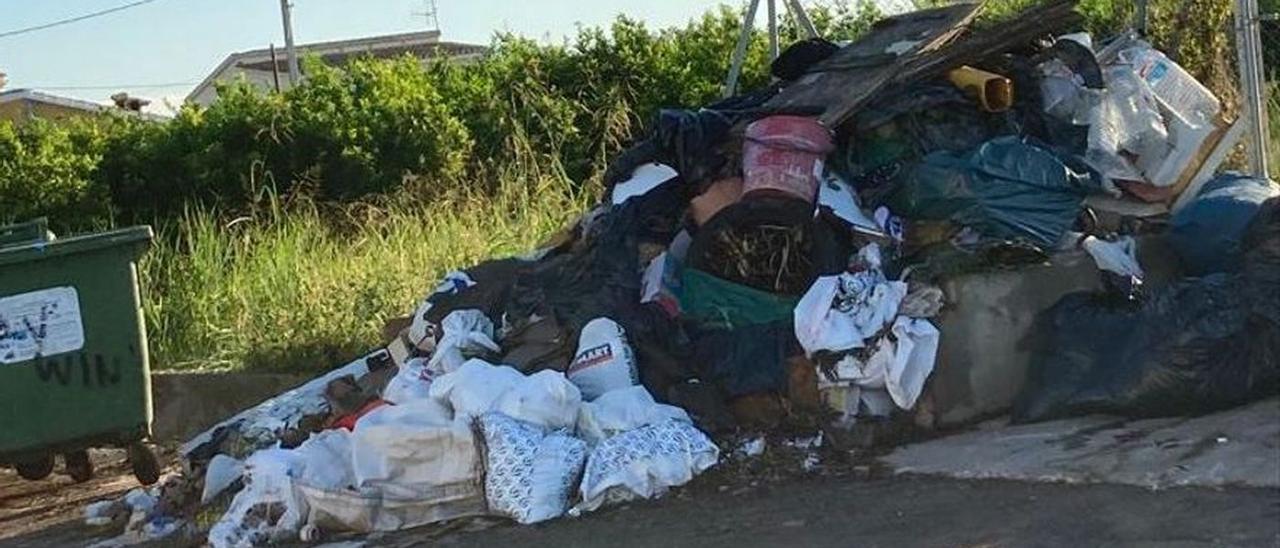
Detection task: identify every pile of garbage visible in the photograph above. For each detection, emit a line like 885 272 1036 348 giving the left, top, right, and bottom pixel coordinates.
85 2 1280 546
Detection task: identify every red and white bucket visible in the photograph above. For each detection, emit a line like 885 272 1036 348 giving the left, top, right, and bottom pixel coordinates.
742 115 834 204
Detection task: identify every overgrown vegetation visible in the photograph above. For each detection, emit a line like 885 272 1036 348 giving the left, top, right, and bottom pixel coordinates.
143 163 590 372
0 0 1254 372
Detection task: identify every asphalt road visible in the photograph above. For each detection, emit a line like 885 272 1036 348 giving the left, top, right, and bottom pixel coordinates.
416 475 1280 548
4 455 1277 547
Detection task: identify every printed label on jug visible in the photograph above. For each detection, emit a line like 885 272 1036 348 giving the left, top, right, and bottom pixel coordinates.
569 343 614 373
0 286 84 364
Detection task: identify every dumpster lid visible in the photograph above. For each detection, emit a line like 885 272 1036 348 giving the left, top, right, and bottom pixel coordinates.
0 225 153 268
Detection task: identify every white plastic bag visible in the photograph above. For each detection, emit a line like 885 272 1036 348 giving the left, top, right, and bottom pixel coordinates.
349 400 477 491
1081 235 1144 279
382 357 445 404
1087 65 1170 187
427 310 501 374
576 386 691 446
428 359 524 419
208 449 308 548
494 369 583 431
479 413 587 524
407 271 475 351
293 429 355 492
612 163 678 204
884 317 939 410
574 419 719 514
202 454 246 504
567 318 639 401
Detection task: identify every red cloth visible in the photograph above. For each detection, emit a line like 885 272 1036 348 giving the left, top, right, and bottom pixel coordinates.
331 398 390 431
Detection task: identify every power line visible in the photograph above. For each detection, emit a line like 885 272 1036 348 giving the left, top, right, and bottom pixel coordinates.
26 81 197 91
0 0 165 39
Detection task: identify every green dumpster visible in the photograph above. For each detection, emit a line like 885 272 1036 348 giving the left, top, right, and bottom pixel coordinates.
0 222 161 485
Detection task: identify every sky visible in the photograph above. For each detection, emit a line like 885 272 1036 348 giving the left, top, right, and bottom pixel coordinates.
0 0 734 114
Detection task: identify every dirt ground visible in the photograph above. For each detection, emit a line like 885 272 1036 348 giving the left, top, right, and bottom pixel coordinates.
3 446 1277 548
0 447 178 548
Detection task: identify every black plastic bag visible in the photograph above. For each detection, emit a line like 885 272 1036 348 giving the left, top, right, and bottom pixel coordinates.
1014 198 1280 422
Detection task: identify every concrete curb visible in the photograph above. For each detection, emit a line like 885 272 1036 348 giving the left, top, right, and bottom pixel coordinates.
150 371 311 441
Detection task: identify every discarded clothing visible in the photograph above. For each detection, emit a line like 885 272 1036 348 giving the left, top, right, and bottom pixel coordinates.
680 268 799 329
794 244 907 357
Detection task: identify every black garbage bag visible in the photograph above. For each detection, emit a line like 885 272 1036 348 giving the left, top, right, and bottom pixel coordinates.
686 321 798 398
882 136 1099 248
1014 198 1280 422
771 38 840 81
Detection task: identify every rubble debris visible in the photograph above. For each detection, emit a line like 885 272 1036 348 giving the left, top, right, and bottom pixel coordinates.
93 2 1280 545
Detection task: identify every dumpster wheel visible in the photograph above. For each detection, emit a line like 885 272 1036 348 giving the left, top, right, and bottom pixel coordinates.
128 442 160 486
15 455 55 481
64 450 94 483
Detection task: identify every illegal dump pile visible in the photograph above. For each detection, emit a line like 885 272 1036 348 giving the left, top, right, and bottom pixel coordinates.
86 1 1280 545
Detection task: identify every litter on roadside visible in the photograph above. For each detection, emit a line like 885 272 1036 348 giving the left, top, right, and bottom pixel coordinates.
84 2 1279 545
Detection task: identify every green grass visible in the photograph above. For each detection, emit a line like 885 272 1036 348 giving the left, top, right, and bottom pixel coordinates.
141 163 594 373
1269 81 1279 180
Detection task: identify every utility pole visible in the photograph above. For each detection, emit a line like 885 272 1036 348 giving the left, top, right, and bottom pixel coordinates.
279 0 301 86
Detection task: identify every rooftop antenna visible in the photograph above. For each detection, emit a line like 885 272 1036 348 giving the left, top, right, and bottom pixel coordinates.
412 0 440 32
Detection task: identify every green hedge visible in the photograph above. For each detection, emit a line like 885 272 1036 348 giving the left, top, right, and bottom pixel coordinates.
1 4 885 231
0 0 1238 231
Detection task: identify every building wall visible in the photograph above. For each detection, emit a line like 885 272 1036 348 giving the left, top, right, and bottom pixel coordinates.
189 54 483 106
188 68 284 106
0 100 101 125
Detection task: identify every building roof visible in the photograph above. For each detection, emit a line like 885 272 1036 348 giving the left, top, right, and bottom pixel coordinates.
0 88 169 121
186 30 486 102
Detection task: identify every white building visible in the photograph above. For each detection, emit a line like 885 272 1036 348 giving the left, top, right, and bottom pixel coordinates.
186 30 486 106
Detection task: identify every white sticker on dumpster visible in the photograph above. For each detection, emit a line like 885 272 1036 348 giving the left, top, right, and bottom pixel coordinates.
0 286 84 364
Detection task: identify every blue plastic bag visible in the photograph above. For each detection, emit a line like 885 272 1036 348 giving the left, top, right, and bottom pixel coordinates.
1170 173 1279 275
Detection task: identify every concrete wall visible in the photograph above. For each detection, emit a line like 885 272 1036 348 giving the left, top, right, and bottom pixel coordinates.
150 371 309 441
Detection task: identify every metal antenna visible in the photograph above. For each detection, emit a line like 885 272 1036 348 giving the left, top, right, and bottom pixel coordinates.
412 0 440 32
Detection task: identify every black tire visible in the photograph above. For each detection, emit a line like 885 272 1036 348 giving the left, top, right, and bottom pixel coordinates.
64 451 93 483
15 455 55 481
128 442 160 486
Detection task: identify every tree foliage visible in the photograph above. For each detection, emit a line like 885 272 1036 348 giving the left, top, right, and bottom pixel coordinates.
0 0 1237 231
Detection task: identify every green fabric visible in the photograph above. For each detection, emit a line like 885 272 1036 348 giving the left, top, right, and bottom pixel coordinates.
679 268 798 330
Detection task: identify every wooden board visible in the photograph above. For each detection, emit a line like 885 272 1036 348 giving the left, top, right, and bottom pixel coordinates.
763 3 983 127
